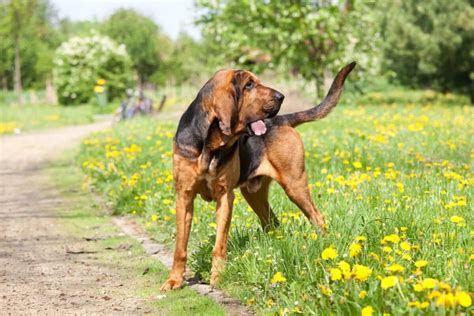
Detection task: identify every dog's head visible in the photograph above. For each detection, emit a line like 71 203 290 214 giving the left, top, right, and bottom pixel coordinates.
200 69 284 137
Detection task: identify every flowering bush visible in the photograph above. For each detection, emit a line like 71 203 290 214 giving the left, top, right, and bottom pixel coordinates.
53 32 133 105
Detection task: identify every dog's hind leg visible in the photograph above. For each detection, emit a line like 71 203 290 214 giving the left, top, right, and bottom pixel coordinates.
240 176 279 231
277 174 326 231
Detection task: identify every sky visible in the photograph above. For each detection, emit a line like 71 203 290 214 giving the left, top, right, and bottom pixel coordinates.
51 0 201 39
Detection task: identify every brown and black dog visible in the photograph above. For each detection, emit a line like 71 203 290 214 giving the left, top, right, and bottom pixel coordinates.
160 62 356 291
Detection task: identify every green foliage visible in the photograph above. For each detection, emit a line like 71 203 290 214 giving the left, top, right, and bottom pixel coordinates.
53 33 134 105
151 32 213 86
0 0 60 89
196 0 380 98
380 0 474 100
102 9 172 84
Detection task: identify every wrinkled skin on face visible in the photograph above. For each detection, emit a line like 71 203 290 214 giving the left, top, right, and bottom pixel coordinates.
201 69 284 141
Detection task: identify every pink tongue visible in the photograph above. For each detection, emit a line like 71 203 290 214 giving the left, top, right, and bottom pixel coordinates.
250 120 267 136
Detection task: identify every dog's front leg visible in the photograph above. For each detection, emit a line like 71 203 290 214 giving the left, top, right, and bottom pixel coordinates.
160 189 195 291
210 190 234 286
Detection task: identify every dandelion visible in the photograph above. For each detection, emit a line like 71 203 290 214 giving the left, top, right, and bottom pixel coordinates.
413 283 424 292
330 268 342 281
422 278 437 289
386 264 405 273
381 276 397 289
455 291 472 307
361 305 373 316
435 292 456 308
383 234 401 243
271 272 287 284
319 284 331 296
414 260 428 268
353 264 372 282
321 246 338 260
353 161 362 169
408 301 429 309
150 214 158 222
338 260 352 279
400 241 411 251
349 243 362 257
359 290 367 299
450 215 464 223
396 182 405 193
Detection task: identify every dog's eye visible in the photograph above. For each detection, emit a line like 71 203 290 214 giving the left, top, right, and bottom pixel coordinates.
245 81 254 90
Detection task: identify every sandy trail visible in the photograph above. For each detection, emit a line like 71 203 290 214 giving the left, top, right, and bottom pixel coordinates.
0 122 148 314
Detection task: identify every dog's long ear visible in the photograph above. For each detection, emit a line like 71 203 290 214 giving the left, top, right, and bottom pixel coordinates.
202 70 240 136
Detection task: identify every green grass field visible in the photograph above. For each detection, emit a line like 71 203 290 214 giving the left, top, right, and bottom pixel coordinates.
78 91 473 315
0 104 96 135
49 150 225 315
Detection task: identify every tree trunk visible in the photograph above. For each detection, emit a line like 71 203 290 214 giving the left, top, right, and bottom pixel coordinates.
323 68 333 96
14 35 23 105
1 77 7 91
45 77 57 105
313 73 324 101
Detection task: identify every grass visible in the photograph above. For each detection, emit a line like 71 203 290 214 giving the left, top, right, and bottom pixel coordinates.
78 89 473 315
0 104 96 135
48 149 225 315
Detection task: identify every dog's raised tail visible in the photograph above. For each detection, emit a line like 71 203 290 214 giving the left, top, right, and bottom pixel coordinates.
269 62 356 128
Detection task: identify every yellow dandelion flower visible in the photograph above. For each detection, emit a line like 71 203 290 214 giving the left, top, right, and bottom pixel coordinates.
353 264 372 282
400 241 411 251
381 276 397 289
349 243 362 258
450 215 464 223
338 260 352 279
383 234 401 243
353 161 363 169
422 278 437 289
386 263 405 273
455 291 472 307
321 246 338 260
150 214 158 222
361 305 373 316
319 284 332 296
413 283 424 292
271 272 287 284
355 235 367 242
359 290 367 299
435 292 456 308
415 260 428 268
330 268 342 281
396 182 405 193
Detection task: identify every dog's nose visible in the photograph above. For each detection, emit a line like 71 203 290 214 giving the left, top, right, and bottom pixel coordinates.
274 91 285 102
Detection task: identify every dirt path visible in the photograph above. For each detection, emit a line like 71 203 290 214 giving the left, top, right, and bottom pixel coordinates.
0 122 149 314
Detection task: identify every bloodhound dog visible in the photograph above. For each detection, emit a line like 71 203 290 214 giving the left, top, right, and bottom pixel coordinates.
160 62 356 291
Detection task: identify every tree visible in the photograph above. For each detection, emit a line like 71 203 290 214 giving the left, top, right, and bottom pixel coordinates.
53 33 134 105
0 0 60 97
196 0 379 99
102 9 169 86
380 0 474 101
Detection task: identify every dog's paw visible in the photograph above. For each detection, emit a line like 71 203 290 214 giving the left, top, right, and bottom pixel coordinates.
160 277 184 291
210 272 220 287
